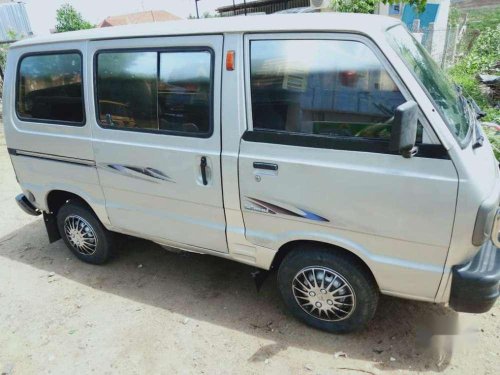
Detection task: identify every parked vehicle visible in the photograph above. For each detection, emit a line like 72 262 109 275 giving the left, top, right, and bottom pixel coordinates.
3 14 499 333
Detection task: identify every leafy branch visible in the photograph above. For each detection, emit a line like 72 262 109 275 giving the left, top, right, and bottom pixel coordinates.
330 0 427 14
55 4 94 33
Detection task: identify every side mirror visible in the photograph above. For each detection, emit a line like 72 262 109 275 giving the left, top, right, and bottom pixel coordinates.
390 101 419 158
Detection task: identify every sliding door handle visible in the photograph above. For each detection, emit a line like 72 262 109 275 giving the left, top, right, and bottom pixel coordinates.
253 162 278 171
200 156 208 185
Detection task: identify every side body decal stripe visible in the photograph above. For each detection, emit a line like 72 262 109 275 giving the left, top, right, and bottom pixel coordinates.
8 148 96 167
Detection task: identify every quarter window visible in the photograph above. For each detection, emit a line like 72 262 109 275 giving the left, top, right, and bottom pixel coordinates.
250 40 406 140
96 50 212 136
17 52 84 124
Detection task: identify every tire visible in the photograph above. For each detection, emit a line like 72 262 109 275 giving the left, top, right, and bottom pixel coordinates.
277 246 378 334
56 200 114 265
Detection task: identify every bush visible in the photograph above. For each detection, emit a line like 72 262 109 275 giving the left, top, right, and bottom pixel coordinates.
484 127 500 160
448 21 499 159
449 26 500 124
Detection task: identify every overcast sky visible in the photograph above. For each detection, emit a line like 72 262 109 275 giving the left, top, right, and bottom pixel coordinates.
23 0 238 35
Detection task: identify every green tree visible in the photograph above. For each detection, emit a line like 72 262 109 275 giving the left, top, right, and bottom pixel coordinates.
55 4 94 33
330 0 376 13
330 0 428 14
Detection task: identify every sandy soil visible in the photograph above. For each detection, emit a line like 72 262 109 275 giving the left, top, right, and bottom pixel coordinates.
0 120 498 375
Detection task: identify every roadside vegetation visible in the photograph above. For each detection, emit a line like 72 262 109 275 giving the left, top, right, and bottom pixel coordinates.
448 7 500 123
329 0 427 13
448 6 499 158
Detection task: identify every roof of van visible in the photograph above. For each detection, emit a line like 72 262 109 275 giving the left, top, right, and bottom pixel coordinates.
11 13 401 49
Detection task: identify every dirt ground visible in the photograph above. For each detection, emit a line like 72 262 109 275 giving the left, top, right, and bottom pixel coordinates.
0 119 498 375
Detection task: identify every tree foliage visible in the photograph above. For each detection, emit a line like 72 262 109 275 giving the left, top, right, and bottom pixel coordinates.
449 26 500 125
330 0 376 13
55 4 94 33
329 0 428 14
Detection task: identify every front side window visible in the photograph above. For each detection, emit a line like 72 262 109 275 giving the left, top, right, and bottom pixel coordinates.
96 49 212 136
17 52 84 124
250 39 406 140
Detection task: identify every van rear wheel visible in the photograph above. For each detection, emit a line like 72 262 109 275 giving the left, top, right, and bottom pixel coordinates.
277 246 378 334
56 200 114 264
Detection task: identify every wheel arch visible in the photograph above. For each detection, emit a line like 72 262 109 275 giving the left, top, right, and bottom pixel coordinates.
47 190 93 215
270 240 378 287
44 189 110 226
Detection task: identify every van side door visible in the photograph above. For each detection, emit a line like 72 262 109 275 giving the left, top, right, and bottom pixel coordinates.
238 34 458 300
88 35 227 252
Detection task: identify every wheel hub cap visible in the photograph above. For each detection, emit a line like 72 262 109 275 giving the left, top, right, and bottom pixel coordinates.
292 266 356 322
64 215 97 255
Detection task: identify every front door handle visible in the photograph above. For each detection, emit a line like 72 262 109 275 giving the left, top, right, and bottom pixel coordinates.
200 156 208 185
253 162 278 171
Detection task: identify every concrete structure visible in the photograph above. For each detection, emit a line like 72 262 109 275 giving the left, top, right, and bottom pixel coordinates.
0 1 33 42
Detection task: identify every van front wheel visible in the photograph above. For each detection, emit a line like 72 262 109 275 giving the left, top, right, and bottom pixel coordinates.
56 201 114 264
277 247 378 334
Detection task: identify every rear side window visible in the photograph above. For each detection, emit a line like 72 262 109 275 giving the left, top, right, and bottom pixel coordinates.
96 49 212 136
17 52 84 124
158 52 211 134
250 40 406 140
96 52 158 130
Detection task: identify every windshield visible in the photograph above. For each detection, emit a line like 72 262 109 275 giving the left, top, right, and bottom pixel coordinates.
386 25 471 144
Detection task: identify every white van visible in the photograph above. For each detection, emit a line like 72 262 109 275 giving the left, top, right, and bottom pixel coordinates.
3 14 499 333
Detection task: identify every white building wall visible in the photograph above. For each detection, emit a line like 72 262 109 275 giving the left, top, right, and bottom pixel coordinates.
430 0 451 63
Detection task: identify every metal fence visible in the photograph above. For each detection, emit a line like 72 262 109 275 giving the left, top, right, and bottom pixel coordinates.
414 18 478 69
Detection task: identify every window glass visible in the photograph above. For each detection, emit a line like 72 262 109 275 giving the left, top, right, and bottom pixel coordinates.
159 52 211 134
386 25 470 143
250 40 406 140
96 50 212 136
17 53 84 123
97 52 157 129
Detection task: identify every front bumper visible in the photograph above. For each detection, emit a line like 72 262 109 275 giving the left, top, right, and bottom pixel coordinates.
450 240 499 313
15 194 41 216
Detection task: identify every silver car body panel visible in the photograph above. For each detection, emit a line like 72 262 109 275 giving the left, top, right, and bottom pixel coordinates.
3 14 499 304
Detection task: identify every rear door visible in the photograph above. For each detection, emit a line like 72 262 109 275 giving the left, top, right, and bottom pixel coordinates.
238 34 458 299
89 35 227 252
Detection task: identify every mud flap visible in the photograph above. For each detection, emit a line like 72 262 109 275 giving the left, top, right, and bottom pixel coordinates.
251 269 270 292
43 212 61 243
